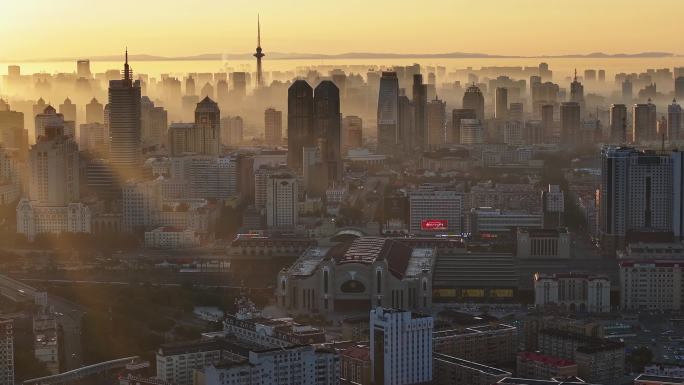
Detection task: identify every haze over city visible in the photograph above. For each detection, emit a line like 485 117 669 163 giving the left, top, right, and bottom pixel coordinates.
1 2 684 385
2 0 684 60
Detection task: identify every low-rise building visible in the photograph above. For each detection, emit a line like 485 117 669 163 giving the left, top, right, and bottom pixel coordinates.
276 237 435 314
340 345 371 385
538 328 625 385
517 228 571 259
516 351 578 380
434 352 511 385
434 323 518 367
620 260 684 311
534 273 611 313
16 200 91 241
471 207 543 236
144 227 198 249
201 345 339 385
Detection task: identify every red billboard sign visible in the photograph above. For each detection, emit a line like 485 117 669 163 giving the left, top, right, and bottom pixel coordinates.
420 219 448 231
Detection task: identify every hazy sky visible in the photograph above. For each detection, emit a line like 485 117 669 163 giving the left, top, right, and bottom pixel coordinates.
1 0 680 60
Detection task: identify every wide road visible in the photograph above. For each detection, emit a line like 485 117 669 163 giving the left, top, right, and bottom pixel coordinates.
0 274 85 371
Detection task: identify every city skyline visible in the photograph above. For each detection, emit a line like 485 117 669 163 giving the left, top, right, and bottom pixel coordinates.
2 0 684 61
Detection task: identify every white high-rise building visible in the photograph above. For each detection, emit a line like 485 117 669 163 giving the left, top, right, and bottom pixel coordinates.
0 318 13 385
409 190 462 234
17 123 90 241
370 308 433 385
266 172 298 228
28 127 79 206
460 118 483 145
600 146 673 254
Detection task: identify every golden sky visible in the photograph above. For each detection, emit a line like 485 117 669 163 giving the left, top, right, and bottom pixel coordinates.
1 0 680 60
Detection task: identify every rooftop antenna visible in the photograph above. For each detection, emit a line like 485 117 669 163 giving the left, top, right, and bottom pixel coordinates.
124 47 131 81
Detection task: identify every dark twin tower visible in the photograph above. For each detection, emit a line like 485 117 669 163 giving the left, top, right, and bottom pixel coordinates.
287 80 342 184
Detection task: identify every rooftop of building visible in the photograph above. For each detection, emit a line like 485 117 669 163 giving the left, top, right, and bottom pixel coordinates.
285 236 435 279
634 374 684 384
534 272 609 281
519 228 568 237
497 378 596 385
540 328 624 352
434 323 517 338
434 352 511 376
341 345 370 362
517 351 576 367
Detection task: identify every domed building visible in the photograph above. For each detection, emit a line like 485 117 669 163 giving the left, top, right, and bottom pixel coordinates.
276 236 435 314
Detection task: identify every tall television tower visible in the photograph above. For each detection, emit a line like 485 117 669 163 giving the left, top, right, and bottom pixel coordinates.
254 15 265 88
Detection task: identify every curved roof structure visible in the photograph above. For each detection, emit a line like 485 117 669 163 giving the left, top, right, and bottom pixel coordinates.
326 237 413 278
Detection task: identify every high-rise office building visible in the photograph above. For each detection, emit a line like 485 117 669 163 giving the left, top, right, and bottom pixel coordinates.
313 80 342 183
609 104 628 143
632 101 657 143
266 172 298 228
377 72 399 154
412 74 428 151
569 70 585 111
232 72 248 99
370 308 433 385
185 76 196 96
541 104 554 143
560 102 581 145
108 50 142 180
451 109 476 145
32 98 46 120
287 80 314 171
600 147 673 254
0 318 14 385
342 115 363 153
193 97 221 155
495 87 508 120
459 118 483 145
85 98 104 124
0 101 26 153
76 59 91 79
28 126 79 206
59 97 76 125
264 107 283 146
669 99 682 141
397 93 414 150
221 116 243 146
508 102 524 122
463 84 485 123
622 79 633 102
675 77 684 101
140 97 168 148
426 98 446 148
254 15 265 88
34 105 66 140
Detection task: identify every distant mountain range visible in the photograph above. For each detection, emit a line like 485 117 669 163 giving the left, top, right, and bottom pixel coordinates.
11 51 680 62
